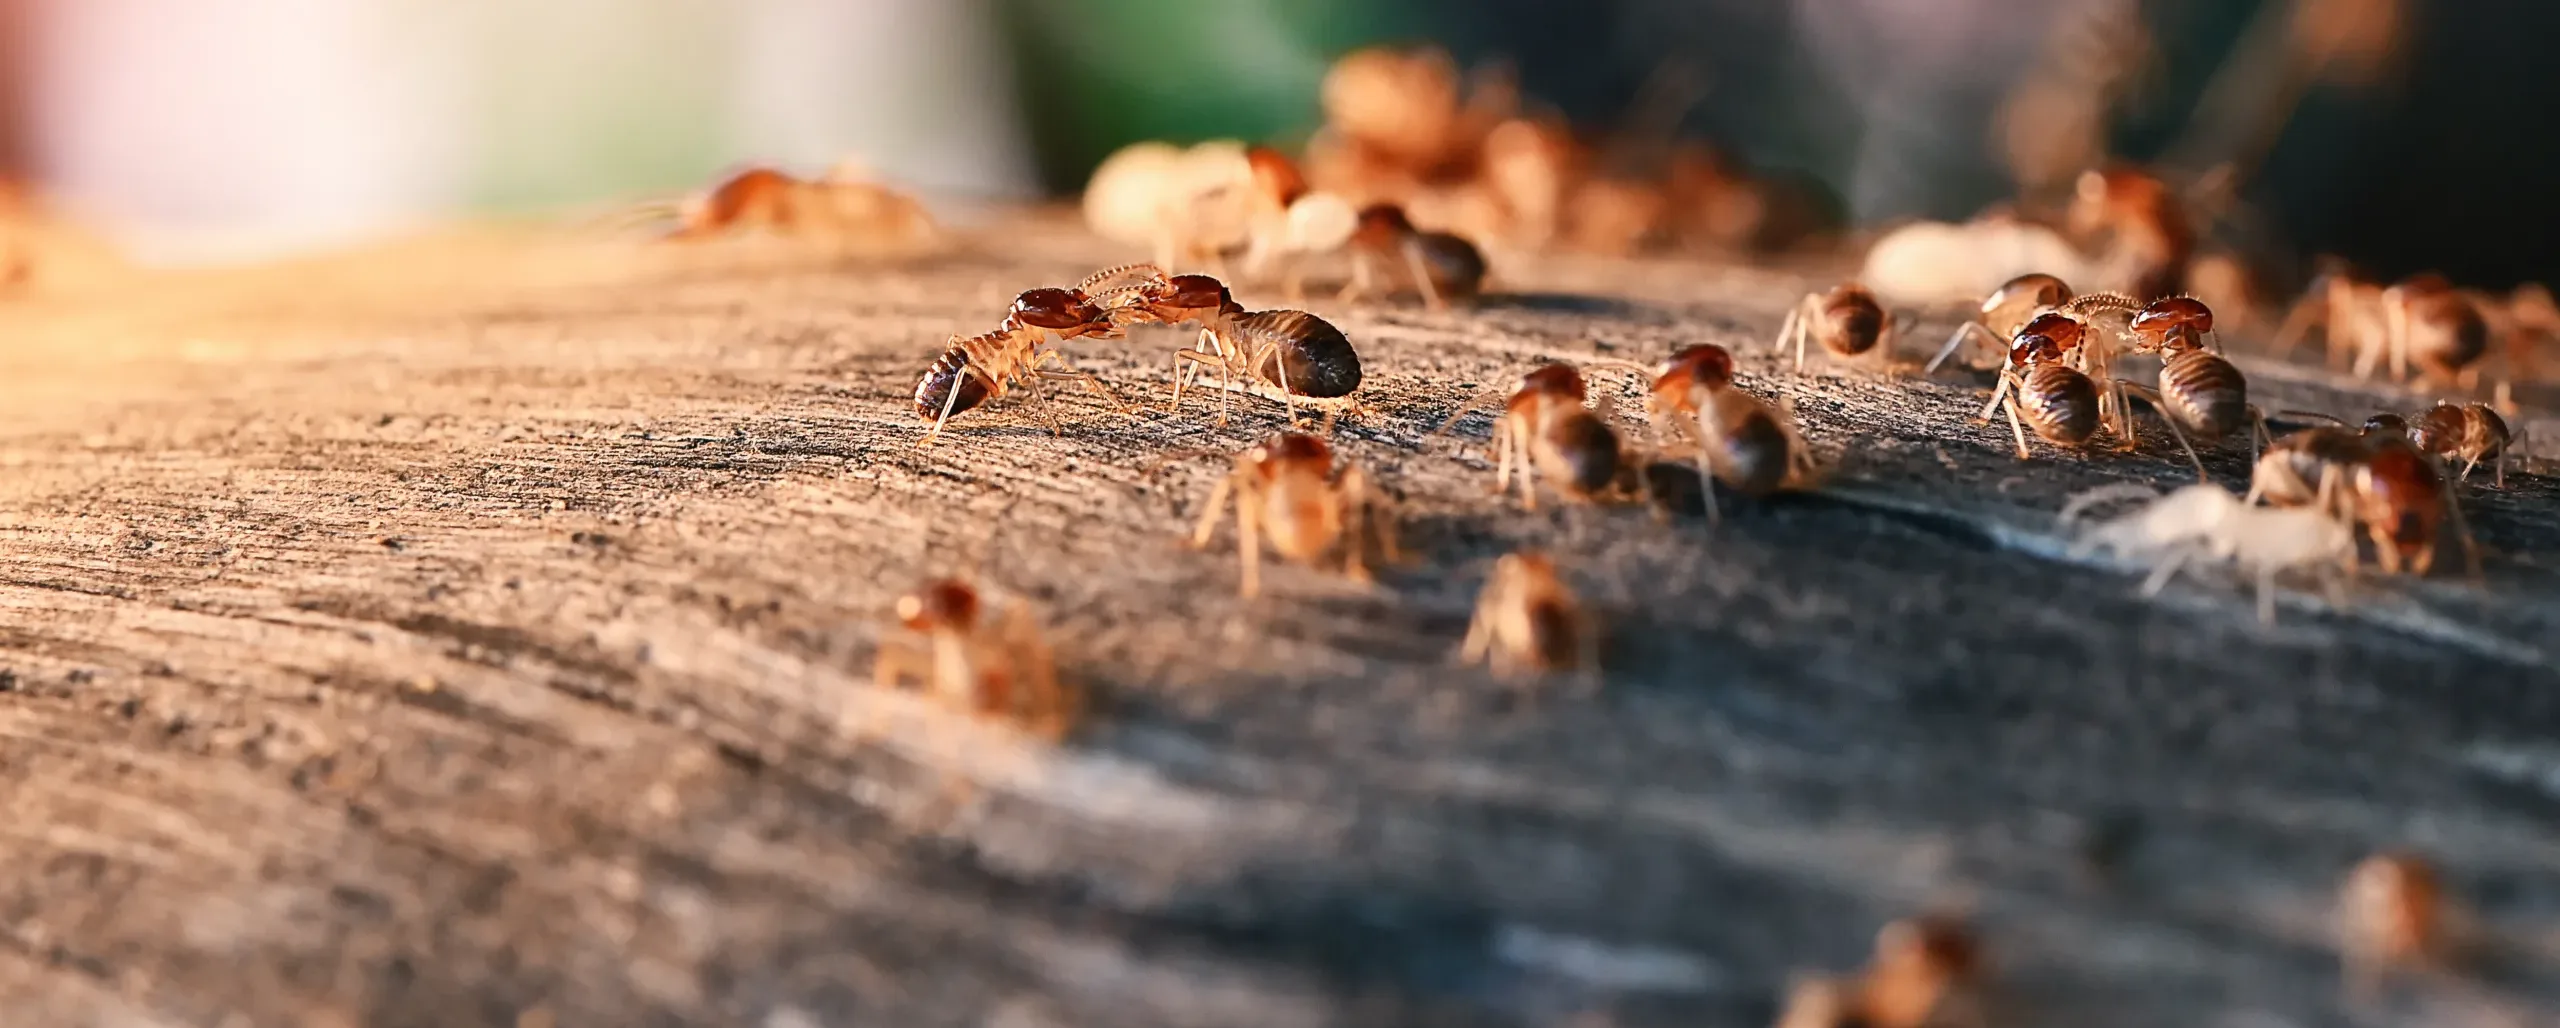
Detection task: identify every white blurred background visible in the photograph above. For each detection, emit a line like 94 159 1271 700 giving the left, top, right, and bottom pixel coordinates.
18 0 1037 264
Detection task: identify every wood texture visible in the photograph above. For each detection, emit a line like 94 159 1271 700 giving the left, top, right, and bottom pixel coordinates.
3 215 2558 1027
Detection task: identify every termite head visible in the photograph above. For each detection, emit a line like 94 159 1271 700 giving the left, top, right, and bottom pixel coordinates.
1009 287 1109 335
896 579 981 632
1249 431 1334 475
2362 411 2411 439
2131 295 2213 352
2010 315 2081 369
1514 362 1588 404
1654 344 1735 399
1246 146 1308 209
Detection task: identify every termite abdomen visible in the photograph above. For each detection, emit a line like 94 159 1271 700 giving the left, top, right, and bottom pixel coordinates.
1240 309 1363 398
913 345 990 420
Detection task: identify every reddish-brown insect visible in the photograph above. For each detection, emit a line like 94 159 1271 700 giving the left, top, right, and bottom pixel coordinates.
1774 914 1986 1028
869 578 1079 739
1856 915 1986 1028
2117 295 2265 479
1980 324 2102 459
2405 402 2516 486
2338 851 2453 1000
1190 432 1397 597
2066 165 2193 300
1341 204 1488 310
1435 363 1629 510
1459 551 1597 683
2245 424 2477 576
912 274 1131 444
1776 281 1900 373
1095 267 1363 424
1928 272 2073 373
2377 273 2490 385
664 163 937 249
2273 261 2390 371
1638 344 1820 514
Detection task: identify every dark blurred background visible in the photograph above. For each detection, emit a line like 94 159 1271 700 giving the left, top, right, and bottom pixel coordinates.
5 0 2554 287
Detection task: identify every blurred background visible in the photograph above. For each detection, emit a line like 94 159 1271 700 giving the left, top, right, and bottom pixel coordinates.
1 0 2553 286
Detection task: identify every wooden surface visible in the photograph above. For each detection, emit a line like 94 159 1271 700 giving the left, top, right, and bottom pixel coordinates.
4 214 2560 1028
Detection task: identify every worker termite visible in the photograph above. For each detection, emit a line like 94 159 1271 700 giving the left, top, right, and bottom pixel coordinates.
1774 281 1902 373
2338 851 2455 1000
1237 147 1359 301
2117 295 2267 480
2403 402 2517 486
1189 432 1397 597
868 578 1080 739
1979 324 2102 459
1458 551 1598 685
1340 203 1489 310
2065 165 2193 300
2272 261 2389 371
1433 363 1629 510
1857 915 1986 1028
1926 272 2073 374
659 163 937 250
2375 273 2491 386
2244 424 2477 577
1773 915 1985 1028
912 278 1130 444
1642 344 1821 516
1096 268 1364 424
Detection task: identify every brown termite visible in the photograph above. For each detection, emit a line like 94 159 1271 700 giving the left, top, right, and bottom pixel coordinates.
2338 851 2454 1001
1190 432 1397 597
2376 273 2490 386
1979 324 2102 459
1235 147 1358 301
2272 261 2390 371
912 277 1132 444
2249 421 2478 577
1459 551 1598 684
1855 915 1986 1028
2405 402 2517 486
869 578 1079 739
661 163 936 249
2116 295 2268 480
1432 363 1629 510
1774 281 1904 373
1926 272 2073 373
2066 165 2193 300
1639 343 1820 517
1773 914 1985 1028
1093 268 1363 425
1340 203 1489 311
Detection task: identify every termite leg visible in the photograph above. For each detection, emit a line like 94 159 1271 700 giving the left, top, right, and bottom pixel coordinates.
1405 244 1446 312
1190 470 1237 550
2002 393 2034 460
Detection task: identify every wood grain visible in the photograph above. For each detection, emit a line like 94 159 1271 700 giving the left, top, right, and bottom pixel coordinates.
3 215 2558 1027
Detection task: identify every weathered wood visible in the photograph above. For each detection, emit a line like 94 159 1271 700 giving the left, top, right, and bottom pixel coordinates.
3 216 2558 1027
